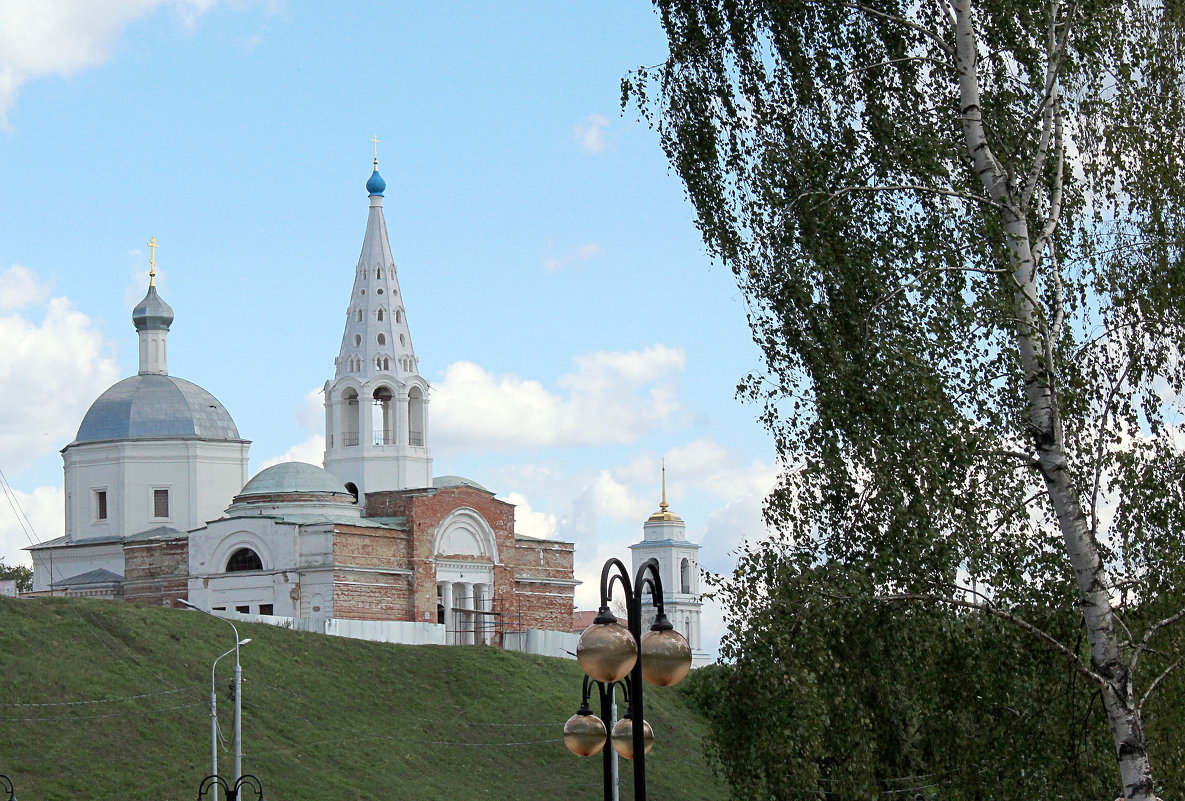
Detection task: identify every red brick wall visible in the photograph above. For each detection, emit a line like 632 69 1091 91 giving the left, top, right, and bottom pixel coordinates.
365 486 576 632
332 571 412 620
122 538 189 606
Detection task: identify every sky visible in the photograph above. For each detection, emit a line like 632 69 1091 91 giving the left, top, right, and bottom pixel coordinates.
0 1 779 657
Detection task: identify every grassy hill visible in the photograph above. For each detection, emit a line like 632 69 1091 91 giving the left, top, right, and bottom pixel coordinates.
0 597 726 801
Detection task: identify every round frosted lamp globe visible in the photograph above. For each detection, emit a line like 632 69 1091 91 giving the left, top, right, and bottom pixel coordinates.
563 712 608 757
611 716 654 760
577 621 638 683
640 628 693 687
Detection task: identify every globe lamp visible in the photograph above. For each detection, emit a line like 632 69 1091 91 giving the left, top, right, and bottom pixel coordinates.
611 715 654 759
640 614 693 687
577 608 638 683
563 703 608 757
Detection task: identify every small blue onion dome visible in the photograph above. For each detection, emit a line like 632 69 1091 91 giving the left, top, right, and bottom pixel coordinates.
366 169 386 196
132 285 174 331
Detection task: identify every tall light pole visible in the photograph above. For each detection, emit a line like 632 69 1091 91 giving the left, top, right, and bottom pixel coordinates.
179 599 249 783
210 640 250 801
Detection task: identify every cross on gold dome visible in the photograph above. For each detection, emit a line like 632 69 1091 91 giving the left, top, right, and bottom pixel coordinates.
147 237 159 286
372 134 379 168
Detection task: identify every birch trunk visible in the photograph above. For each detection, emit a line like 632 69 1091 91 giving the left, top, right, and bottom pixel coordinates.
952 0 1154 796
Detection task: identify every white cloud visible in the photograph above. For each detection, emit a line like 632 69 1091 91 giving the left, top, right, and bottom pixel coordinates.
432 345 686 451
257 388 325 471
258 435 324 472
572 114 611 154
542 241 602 273
0 0 223 126
0 264 49 309
0 266 120 473
0 485 63 567
502 492 558 541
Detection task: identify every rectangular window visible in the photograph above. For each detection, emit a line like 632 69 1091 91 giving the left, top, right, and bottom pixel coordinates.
153 488 169 519
95 490 108 521
213 607 226 612
259 604 274 616
235 605 250 614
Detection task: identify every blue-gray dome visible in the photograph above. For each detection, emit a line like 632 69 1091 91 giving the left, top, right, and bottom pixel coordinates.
239 462 348 496
73 374 241 444
366 169 386 196
132 285 174 331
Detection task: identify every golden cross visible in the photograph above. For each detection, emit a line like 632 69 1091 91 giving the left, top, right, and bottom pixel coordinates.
147 237 159 286
372 134 379 167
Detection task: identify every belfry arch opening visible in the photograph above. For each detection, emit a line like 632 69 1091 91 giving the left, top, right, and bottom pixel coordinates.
408 386 425 447
342 388 360 446
373 386 395 444
680 558 691 594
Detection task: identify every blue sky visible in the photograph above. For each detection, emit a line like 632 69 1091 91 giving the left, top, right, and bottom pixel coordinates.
0 1 777 655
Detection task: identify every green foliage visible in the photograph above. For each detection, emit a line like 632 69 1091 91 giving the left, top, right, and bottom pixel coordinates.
0 597 726 801
626 0 1185 797
0 560 31 593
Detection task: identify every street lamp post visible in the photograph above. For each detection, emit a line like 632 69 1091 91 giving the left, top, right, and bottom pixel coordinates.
564 557 693 801
179 599 250 783
0 772 15 801
197 774 264 801
210 640 251 801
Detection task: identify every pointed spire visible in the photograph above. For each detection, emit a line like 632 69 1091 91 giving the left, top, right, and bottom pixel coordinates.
334 156 419 382
648 458 682 522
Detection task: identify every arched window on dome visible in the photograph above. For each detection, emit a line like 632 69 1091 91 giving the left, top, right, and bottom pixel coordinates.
681 558 691 594
396 309 403 324
376 308 385 322
408 386 425 447
356 308 363 322
383 357 390 370
226 548 263 572
376 267 382 279
353 334 362 347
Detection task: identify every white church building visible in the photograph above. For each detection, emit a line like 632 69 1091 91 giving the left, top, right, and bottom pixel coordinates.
26 159 583 648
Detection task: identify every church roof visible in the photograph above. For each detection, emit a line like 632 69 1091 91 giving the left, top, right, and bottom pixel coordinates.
239 462 350 496
433 475 491 493
72 374 242 445
52 568 124 587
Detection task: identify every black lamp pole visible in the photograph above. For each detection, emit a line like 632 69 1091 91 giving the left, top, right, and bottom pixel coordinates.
0 773 15 801
567 556 690 801
197 773 264 801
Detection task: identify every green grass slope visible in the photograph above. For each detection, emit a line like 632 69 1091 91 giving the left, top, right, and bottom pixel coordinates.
0 597 725 801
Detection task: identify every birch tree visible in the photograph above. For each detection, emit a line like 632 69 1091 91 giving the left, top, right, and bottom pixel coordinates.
626 1 1185 798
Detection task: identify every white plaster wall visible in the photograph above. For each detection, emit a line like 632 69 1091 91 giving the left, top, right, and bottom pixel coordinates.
188 518 342 620
64 439 248 542
30 540 124 592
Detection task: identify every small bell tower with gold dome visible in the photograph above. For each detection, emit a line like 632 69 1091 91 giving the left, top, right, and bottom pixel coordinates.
630 461 710 667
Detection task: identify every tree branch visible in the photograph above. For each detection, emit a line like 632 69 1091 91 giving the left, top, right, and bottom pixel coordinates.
802 184 1007 212
829 589 1107 686
1139 655 1185 710
1132 605 1185 674
846 3 955 55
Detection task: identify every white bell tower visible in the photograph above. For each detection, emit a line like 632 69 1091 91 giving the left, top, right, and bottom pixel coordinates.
323 151 433 498
630 463 710 667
